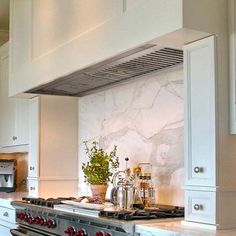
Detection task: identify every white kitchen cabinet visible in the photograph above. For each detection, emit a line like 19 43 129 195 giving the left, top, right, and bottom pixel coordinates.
0 43 29 151
0 203 17 236
28 95 78 198
185 190 216 225
184 35 236 229
184 36 217 187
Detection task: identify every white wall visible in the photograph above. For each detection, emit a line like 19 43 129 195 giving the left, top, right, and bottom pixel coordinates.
78 66 184 206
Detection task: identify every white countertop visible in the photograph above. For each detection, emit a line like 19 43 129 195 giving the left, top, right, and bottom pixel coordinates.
135 220 236 236
0 191 28 209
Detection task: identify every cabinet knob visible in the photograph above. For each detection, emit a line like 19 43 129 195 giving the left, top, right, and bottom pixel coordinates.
12 136 17 141
3 212 9 217
30 166 35 171
194 167 203 173
193 204 203 211
30 186 35 191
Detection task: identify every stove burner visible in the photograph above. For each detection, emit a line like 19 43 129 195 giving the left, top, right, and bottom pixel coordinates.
100 206 184 221
22 197 76 208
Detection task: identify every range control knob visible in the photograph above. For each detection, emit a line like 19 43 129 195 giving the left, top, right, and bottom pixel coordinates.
75 229 86 236
96 232 104 236
27 216 34 224
45 219 56 228
34 216 42 225
40 217 46 226
23 214 30 222
17 213 25 220
64 226 76 236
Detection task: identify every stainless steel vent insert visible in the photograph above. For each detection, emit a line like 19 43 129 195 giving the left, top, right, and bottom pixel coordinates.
26 45 183 97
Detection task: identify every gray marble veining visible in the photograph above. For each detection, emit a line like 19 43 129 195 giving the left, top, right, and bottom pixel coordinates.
78 66 184 206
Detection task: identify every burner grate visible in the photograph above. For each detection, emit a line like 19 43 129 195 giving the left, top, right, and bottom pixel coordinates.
100 206 184 221
22 197 76 208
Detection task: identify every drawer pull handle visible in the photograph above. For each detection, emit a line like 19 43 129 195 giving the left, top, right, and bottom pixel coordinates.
12 136 17 141
194 204 203 211
29 166 35 171
30 186 35 191
3 212 9 217
194 167 203 173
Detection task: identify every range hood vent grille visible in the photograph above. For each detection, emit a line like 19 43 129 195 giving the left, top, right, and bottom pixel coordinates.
26 45 183 97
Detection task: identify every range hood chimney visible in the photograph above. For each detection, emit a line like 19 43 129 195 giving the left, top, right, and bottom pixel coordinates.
26 44 183 97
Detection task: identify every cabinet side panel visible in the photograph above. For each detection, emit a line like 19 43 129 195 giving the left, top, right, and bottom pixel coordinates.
40 95 78 179
184 36 216 186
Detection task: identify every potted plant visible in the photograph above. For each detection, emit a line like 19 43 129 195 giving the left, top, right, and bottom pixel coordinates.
82 141 119 201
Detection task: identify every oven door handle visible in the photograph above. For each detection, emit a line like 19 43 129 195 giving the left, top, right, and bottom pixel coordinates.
10 229 28 236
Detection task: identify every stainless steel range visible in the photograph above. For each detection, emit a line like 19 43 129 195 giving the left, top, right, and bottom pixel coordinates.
11 198 184 236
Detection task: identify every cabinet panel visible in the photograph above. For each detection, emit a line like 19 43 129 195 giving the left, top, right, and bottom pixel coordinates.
184 36 217 186
185 190 216 225
0 47 15 147
0 207 16 224
40 95 78 178
28 97 39 178
0 224 11 236
28 179 39 197
0 43 29 150
14 99 29 146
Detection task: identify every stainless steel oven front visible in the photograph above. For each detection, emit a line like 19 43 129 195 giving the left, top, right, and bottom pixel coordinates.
10 225 58 236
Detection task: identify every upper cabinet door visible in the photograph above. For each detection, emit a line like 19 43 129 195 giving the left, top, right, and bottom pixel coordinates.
184 36 217 187
0 43 29 150
0 46 15 147
14 98 29 146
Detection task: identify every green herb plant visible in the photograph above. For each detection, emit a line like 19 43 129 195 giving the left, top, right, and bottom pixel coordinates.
82 141 119 185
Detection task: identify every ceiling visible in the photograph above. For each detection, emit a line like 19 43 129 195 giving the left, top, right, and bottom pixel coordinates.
0 0 9 46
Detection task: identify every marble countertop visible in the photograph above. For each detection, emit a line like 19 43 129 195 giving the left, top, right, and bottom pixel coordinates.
0 191 28 208
135 220 236 236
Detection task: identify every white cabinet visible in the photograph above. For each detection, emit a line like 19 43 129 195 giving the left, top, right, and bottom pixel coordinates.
0 43 29 151
184 35 236 229
0 201 17 236
184 36 217 187
185 190 216 225
28 95 78 198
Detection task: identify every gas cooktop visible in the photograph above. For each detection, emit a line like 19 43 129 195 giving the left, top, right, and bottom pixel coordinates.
11 198 184 236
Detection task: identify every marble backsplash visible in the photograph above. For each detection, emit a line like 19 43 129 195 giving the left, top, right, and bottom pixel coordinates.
78 66 184 206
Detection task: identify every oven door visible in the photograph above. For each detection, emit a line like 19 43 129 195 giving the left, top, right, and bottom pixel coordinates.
10 226 57 236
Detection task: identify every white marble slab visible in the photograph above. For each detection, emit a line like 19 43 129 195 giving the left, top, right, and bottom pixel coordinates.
0 191 28 208
135 221 236 236
79 67 184 206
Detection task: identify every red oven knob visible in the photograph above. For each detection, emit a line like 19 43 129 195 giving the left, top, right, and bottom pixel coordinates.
17 213 25 220
23 214 30 222
45 219 56 228
34 216 42 225
26 216 34 224
64 226 76 236
40 217 46 225
75 229 86 236
96 232 104 236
